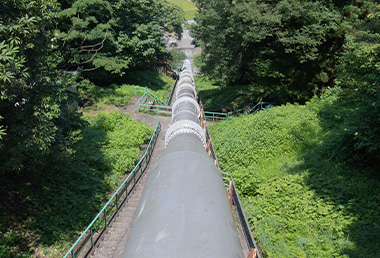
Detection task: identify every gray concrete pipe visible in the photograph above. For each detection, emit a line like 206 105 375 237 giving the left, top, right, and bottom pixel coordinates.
178 76 194 86
180 69 193 77
121 135 244 258
121 60 244 258
178 81 195 89
180 72 194 82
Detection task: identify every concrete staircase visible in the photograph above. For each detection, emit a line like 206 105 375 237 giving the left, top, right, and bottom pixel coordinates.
88 113 171 258
89 170 148 258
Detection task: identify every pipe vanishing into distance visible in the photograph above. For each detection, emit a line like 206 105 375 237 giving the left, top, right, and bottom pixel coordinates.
121 60 244 258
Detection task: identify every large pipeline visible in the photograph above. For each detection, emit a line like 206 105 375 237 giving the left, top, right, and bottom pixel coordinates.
122 60 244 258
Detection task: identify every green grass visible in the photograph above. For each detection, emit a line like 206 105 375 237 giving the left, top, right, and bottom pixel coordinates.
167 0 197 20
195 76 263 111
80 82 135 111
209 96 380 257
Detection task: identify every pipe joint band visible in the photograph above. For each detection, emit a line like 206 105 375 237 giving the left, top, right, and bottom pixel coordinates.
165 120 206 148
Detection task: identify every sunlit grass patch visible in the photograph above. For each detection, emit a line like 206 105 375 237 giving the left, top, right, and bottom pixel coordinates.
167 0 197 20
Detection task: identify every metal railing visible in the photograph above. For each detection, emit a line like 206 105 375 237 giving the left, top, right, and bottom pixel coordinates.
205 125 220 168
63 122 161 258
137 103 172 116
200 101 261 258
134 86 166 105
204 111 228 121
202 102 275 122
221 172 262 258
249 101 274 114
136 83 273 123
134 76 178 108
166 76 178 105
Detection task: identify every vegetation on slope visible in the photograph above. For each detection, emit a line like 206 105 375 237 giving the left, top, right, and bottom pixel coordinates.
195 76 263 111
0 61 175 256
209 94 380 257
0 110 152 257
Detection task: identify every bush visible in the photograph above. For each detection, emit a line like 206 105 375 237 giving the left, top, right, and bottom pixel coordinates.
81 111 152 185
209 97 380 257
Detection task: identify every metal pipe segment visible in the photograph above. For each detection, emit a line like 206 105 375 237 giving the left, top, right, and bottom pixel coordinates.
121 60 244 258
180 71 194 80
172 110 200 124
176 82 197 99
177 76 194 86
172 96 200 117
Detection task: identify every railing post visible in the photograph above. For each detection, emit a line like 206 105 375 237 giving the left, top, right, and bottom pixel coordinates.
104 210 107 229
90 229 94 247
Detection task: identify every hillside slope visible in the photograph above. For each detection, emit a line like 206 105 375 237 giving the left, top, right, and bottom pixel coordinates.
209 96 380 257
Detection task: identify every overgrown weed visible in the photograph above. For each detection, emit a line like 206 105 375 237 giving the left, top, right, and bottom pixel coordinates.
209 93 380 257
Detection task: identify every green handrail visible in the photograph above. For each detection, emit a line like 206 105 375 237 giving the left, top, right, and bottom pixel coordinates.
134 86 166 105
138 104 172 115
136 92 273 121
136 93 150 112
166 76 178 105
63 121 161 258
203 111 228 121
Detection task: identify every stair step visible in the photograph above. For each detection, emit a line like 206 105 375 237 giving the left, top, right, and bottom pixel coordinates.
111 221 132 230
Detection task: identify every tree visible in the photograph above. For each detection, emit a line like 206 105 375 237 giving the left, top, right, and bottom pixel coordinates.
332 2 380 168
56 0 184 83
192 0 343 103
0 0 74 173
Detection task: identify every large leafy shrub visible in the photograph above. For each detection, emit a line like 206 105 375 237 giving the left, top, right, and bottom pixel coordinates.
209 98 380 257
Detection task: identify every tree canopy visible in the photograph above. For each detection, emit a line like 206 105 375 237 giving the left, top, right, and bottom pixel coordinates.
192 0 380 167
56 0 184 83
0 0 184 174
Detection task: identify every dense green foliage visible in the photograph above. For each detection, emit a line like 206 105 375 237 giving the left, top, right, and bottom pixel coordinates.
192 0 379 103
0 110 152 257
77 69 175 111
209 96 380 257
195 0 380 166
333 38 380 167
0 0 70 174
80 111 152 186
192 0 342 103
57 0 184 83
195 76 260 111
0 0 183 173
